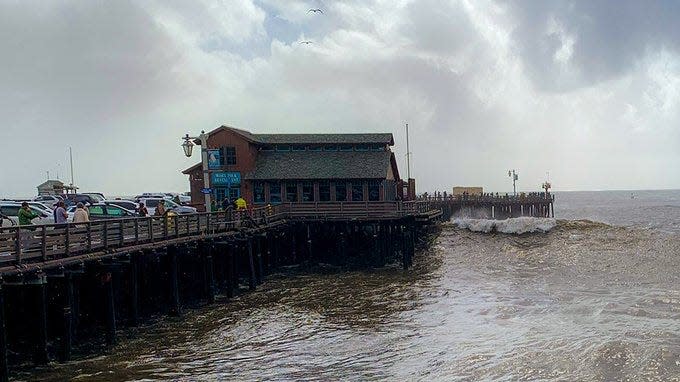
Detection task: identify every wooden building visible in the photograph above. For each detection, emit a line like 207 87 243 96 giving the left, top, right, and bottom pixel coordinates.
183 125 406 209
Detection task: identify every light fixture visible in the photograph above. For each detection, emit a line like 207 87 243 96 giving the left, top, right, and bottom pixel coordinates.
181 134 194 157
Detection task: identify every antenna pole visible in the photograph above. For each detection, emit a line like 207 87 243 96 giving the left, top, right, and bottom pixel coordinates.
405 123 411 181
69 147 74 186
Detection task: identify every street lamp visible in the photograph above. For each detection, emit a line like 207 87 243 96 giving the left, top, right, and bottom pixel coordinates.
182 131 211 212
508 169 518 196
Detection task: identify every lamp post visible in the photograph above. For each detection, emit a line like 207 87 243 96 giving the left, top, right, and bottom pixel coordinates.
508 169 518 196
182 131 211 212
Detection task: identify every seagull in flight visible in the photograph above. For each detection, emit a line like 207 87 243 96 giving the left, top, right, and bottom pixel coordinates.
308 8 323 13
299 40 313 45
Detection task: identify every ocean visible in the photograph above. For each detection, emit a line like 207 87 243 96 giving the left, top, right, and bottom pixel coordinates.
20 190 680 381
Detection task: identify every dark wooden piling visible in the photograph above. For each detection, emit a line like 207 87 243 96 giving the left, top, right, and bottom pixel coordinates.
104 272 116 345
60 273 74 362
0 285 8 382
129 253 139 327
247 238 256 291
168 246 181 316
204 245 216 304
30 278 49 365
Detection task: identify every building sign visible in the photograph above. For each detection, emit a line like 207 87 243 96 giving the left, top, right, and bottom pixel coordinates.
207 149 221 170
211 171 241 186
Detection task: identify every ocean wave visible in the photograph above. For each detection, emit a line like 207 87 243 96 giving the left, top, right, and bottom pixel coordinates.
452 217 557 234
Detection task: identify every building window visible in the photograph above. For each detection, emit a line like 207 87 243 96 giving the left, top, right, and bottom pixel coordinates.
323 145 338 151
254 182 265 203
286 182 298 202
276 145 291 152
302 181 314 201
261 145 274 151
335 182 347 201
292 144 306 151
319 181 331 201
269 182 282 203
220 146 236 165
351 182 364 201
355 144 369 151
339 144 353 152
308 146 322 152
370 144 385 151
368 180 380 201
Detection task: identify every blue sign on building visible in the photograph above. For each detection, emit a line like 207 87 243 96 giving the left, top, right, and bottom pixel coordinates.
207 149 221 170
211 171 241 185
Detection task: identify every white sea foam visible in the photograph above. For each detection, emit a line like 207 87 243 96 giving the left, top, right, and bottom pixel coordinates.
453 217 557 234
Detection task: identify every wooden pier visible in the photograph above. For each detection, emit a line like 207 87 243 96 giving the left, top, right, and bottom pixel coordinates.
422 193 555 220
0 202 441 380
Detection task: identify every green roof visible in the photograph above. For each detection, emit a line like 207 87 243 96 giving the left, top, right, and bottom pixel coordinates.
248 151 393 180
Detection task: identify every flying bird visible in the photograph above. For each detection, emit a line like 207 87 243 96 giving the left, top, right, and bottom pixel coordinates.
299 40 313 45
308 8 323 13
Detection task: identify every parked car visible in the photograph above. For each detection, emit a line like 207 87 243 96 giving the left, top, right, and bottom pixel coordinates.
101 200 138 212
138 198 197 215
0 202 52 226
134 193 168 201
82 193 106 203
87 204 137 220
27 201 54 214
64 194 98 206
33 194 63 206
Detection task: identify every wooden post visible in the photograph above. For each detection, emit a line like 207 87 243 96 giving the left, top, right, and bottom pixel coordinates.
255 236 263 285
60 274 74 362
105 272 116 345
204 243 215 304
31 279 49 365
168 247 181 316
226 243 235 298
129 254 139 326
306 224 312 265
0 285 8 382
247 238 256 291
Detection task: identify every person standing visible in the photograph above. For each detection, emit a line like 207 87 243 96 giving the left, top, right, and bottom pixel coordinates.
54 201 68 224
138 202 148 217
155 200 166 216
18 202 39 226
221 197 232 211
235 196 247 210
73 202 89 223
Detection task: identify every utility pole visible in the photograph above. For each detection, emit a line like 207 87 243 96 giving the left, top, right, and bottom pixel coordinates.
508 169 518 196
69 147 75 186
405 123 411 181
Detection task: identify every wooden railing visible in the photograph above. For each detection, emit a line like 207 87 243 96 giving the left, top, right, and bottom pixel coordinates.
0 201 437 266
420 194 555 203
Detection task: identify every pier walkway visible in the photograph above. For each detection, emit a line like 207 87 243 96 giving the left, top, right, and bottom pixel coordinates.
0 201 441 381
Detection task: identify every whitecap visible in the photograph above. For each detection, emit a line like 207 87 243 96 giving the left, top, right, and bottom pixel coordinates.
452 217 557 234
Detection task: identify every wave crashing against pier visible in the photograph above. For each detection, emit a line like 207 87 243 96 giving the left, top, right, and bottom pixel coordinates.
452 217 557 234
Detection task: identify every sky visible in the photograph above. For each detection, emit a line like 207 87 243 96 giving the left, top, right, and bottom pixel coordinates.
1 0 679 197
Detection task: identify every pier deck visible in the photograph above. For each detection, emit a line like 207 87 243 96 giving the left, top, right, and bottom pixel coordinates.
422 194 555 220
0 201 441 381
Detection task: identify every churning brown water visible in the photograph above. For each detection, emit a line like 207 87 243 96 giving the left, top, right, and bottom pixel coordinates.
19 191 680 381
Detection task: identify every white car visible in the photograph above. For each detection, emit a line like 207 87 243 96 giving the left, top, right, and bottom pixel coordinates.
28 201 54 214
0 202 53 226
138 198 197 215
33 195 62 206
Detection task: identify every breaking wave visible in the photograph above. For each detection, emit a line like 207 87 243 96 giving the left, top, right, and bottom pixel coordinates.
452 217 557 234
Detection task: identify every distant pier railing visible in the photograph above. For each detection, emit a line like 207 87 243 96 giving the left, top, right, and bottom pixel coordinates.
420 193 555 220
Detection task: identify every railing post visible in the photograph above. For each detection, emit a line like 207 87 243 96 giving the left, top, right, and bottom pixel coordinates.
103 221 109 249
41 225 47 260
134 219 139 244
86 222 92 251
174 215 179 238
118 220 124 246
64 224 70 257
14 227 21 265
148 217 153 241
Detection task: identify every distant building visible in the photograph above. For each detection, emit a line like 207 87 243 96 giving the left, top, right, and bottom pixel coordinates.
36 180 78 196
183 125 410 210
452 186 483 196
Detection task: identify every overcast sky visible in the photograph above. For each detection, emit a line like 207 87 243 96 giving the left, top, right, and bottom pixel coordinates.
1 0 679 197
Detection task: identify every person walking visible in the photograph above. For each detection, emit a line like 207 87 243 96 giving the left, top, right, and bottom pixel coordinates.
54 201 68 224
18 202 39 226
155 200 167 216
221 197 232 211
138 202 148 217
73 202 89 223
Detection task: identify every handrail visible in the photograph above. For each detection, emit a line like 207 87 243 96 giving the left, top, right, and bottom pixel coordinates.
0 202 439 267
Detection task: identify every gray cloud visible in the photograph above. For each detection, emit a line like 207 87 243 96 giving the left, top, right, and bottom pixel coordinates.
1 0 679 197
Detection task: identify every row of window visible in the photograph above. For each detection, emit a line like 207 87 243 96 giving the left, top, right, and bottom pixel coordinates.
253 180 382 203
262 144 386 152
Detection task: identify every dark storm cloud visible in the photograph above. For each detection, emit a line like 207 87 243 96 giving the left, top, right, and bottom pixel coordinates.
507 0 680 91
